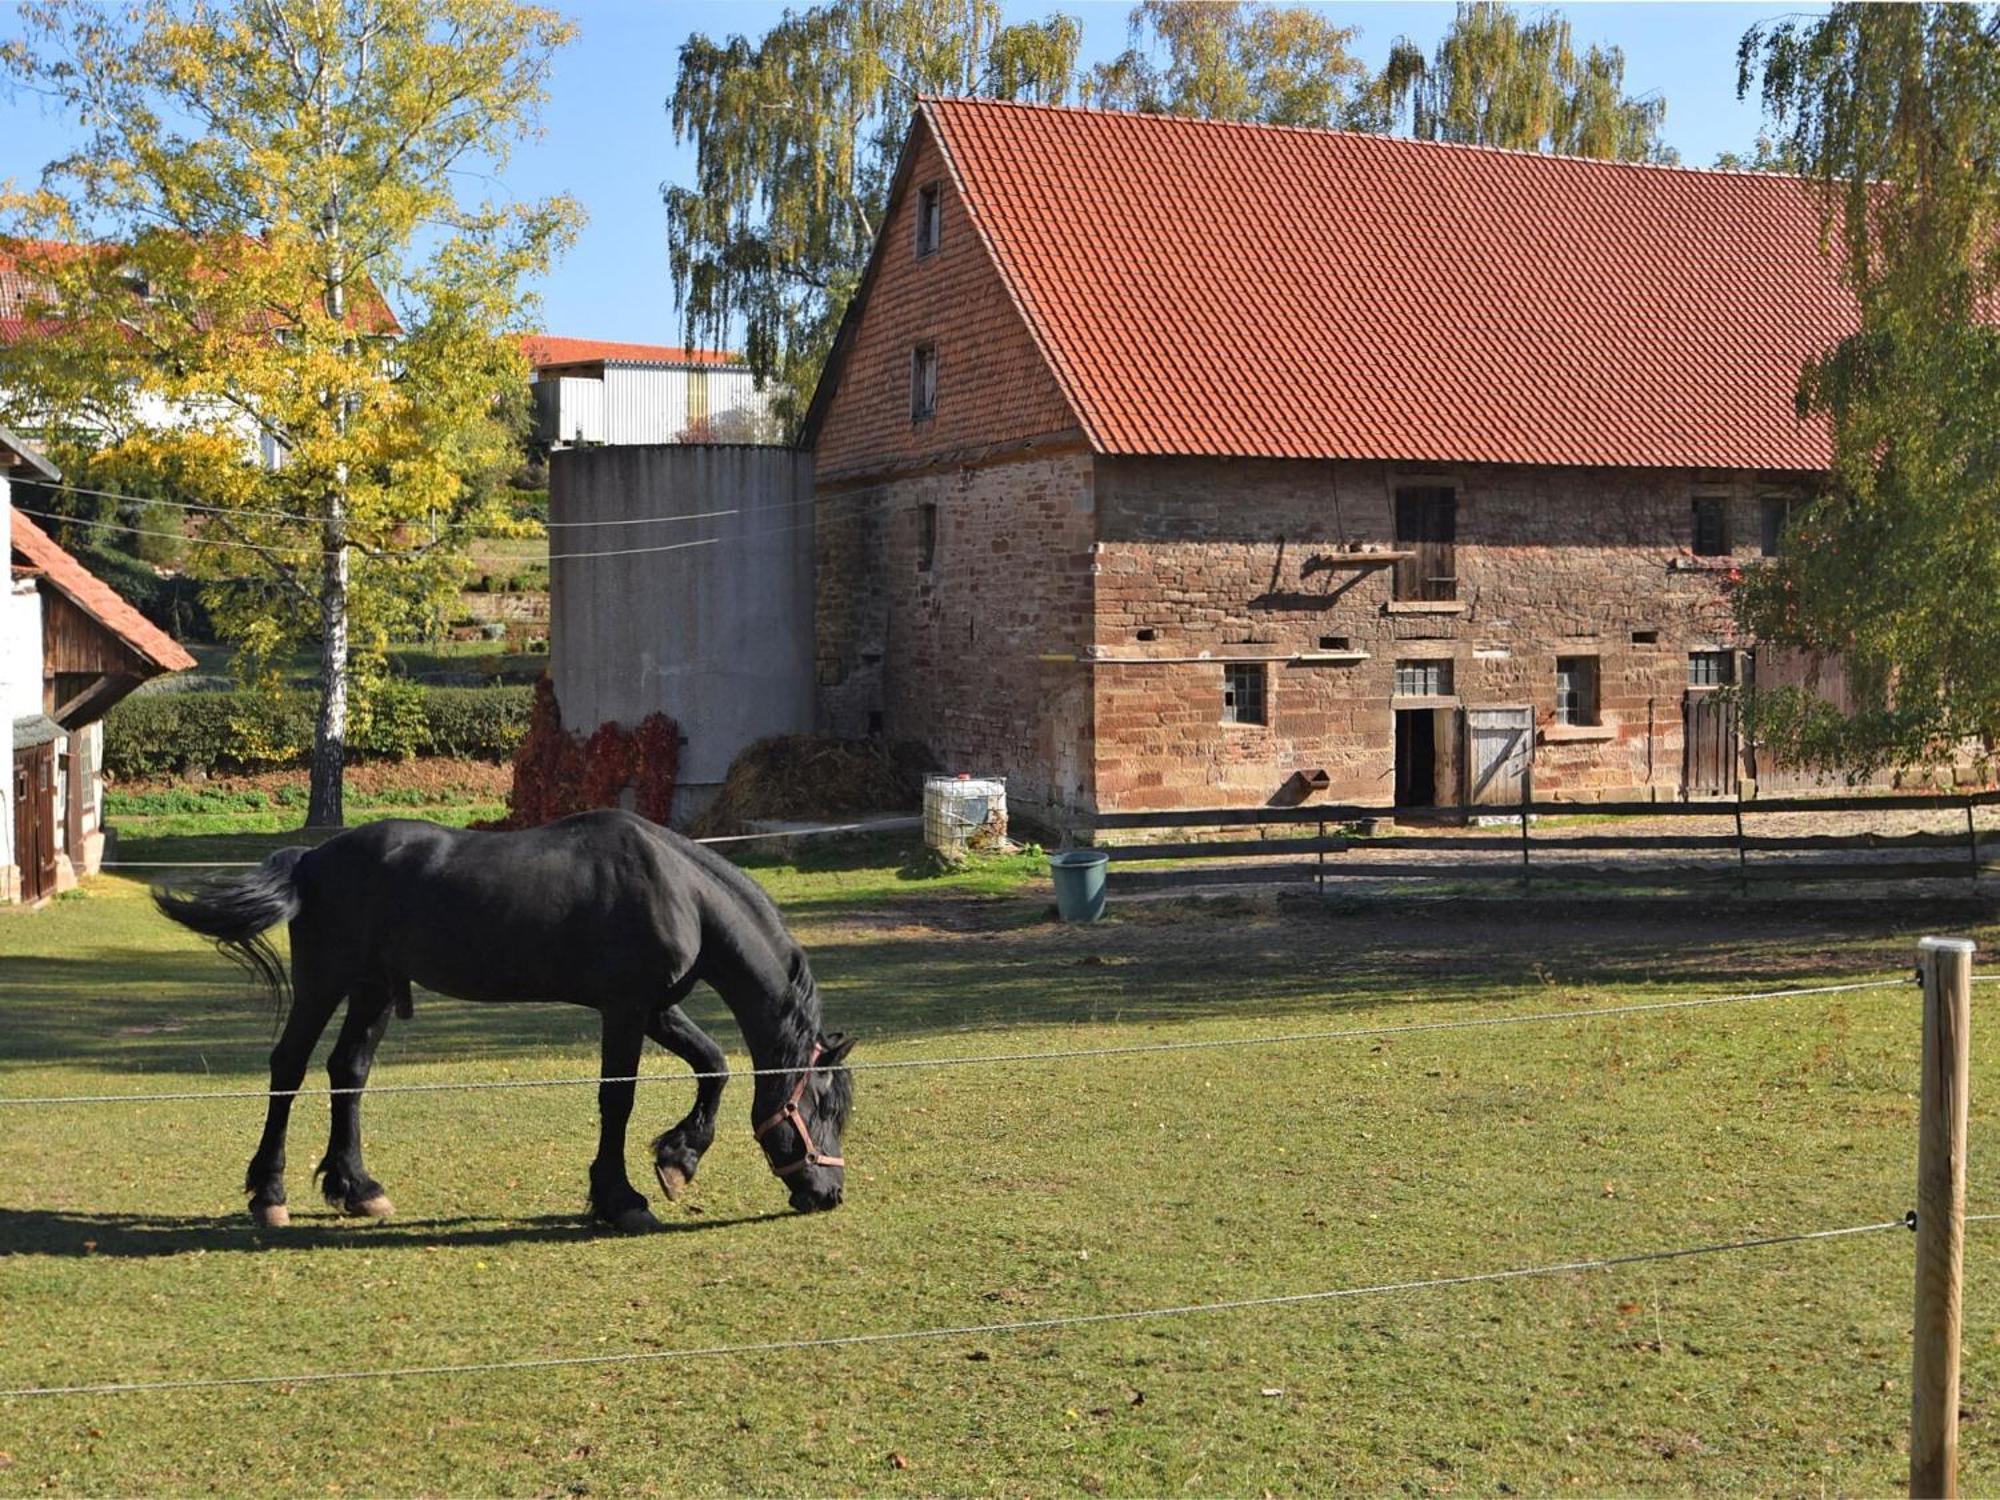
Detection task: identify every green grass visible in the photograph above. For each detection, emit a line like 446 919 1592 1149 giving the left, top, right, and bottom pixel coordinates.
4 836 2000 1494
105 788 507 847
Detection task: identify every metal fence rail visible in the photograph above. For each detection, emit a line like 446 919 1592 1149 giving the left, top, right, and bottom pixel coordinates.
1089 788 2000 891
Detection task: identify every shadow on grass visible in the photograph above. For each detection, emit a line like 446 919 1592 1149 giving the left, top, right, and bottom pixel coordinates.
0 1206 795 1258
13 845 1989 1081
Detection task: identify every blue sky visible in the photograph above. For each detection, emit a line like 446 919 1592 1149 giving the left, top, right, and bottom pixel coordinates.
3 2 1808 348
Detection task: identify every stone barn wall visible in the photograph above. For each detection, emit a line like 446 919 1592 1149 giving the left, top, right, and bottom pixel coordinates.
817 450 1097 819
550 443 815 824
1089 457 1770 812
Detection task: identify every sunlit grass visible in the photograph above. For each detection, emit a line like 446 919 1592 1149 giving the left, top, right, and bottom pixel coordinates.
3 834 1997 1494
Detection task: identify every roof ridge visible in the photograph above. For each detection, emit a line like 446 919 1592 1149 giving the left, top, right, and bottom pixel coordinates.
919 94 1815 185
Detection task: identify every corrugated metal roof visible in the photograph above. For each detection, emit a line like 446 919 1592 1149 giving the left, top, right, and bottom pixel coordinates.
921 98 1856 470
524 335 747 370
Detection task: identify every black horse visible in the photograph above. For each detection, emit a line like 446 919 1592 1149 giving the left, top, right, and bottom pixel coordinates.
153 810 853 1231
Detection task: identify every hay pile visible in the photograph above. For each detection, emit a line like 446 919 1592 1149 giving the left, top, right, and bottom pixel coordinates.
692 735 934 836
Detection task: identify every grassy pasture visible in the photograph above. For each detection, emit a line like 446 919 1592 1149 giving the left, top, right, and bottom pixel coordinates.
4 839 2000 1495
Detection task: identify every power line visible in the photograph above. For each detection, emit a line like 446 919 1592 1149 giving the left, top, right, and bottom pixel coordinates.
0 1216 1912 1400
30 478 751 529
13 506 426 560
0 976 1910 1108
15 502 824 563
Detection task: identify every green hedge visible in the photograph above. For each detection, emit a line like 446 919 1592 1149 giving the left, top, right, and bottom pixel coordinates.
104 685 533 778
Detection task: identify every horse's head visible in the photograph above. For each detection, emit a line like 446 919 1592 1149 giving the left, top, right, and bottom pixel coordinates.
754 1032 855 1213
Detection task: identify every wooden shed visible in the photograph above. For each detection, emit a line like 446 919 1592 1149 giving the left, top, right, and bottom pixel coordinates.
3 433 194 900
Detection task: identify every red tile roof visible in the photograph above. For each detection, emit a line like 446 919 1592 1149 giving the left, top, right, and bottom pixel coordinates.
523 335 746 370
919 99 1856 470
9 511 197 673
0 238 400 339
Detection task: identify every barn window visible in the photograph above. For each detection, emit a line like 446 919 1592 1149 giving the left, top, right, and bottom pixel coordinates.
1759 496 1793 556
917 502 937 571
1393 487 1456 601
1555 656 1599 726
1394 659 1453 697
915 184 942 257
910 343 937 420
1692 496 1730 556
1688 650 1733 688
1222 663 1266 725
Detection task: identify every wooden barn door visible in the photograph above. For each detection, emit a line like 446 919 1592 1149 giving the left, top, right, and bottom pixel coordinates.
1464 706 1533 806
1683 692 1739 798
14 742 57 902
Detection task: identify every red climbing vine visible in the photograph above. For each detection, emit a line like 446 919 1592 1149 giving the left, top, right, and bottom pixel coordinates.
478 675 679 830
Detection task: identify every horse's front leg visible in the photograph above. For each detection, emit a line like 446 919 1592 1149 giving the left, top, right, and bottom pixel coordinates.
647 1003 729 1198
315 980 396 1219
589 1006 658 1233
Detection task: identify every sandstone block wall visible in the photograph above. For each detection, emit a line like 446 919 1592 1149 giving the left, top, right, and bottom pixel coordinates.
1088 457 1791 812
817 451 1097 816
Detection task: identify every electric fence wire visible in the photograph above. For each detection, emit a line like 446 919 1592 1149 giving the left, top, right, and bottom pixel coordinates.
0 976 1912 1108
0 1216 1915 1399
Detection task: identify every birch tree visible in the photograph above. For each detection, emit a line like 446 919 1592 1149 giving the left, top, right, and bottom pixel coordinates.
1 0 578 826
1733 4 2000 774
665 0 1080 436
1076 1 1369 127
1359 1 1674 162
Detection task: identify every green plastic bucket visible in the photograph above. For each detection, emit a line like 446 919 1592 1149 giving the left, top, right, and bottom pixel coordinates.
1049 849 1109 923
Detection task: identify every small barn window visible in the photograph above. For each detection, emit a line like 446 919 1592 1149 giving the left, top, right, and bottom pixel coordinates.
1555 656 1599 726
1222 663 1267 725
1688 650 1733 688
1759 496 1793 557
1394 659 1453 697
1692 496 1730 556
917 502 937 571
910 343 937 420
1394 487 1457 601
915 184 942 257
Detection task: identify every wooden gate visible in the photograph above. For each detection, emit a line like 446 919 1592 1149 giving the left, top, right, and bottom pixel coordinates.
13 741 57 902
1463 706 1533 806
1683 691 1739 798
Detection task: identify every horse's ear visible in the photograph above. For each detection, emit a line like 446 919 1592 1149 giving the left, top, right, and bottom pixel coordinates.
820 1032 856 1066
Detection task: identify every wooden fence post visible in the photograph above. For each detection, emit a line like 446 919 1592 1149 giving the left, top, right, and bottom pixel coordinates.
1912 935 1974 1499
1519 788 1531 892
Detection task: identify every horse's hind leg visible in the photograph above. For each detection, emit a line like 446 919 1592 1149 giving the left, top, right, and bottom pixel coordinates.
244 965 344 1228
315 980 396 1219
589 1007 658 1233
648 1004 728 1198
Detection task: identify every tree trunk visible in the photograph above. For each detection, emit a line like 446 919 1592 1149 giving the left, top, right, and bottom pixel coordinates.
305 513 349 828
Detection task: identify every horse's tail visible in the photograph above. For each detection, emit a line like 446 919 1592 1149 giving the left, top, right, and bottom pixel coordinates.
153 847 309 1010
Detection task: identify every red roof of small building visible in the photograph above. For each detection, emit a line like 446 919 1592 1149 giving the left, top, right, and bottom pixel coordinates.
0 238 401 339
9 511 197 673
892 99 1858 471
523 335 745 370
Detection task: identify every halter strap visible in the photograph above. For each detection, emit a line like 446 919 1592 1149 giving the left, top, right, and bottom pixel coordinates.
753 1042 846 1179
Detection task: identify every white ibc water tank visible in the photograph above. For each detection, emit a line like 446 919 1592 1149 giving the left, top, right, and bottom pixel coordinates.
923 775 1008 858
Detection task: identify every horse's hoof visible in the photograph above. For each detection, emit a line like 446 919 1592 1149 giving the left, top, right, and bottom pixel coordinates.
655 1163 688 1200
346 1193 394 1220
252 1202 290 1229
613 1206 662 1234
